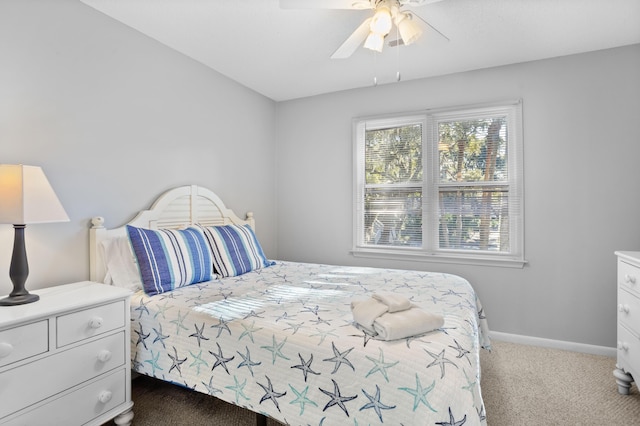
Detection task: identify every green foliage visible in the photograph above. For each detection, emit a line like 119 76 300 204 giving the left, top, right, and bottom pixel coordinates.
365 124 422 184
438 117 507 183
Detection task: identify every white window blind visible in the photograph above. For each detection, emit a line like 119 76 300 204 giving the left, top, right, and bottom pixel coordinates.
353 101 524 267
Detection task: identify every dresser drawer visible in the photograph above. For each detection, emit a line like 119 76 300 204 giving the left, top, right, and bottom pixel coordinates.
619 260 640 295
56 301 125 347
618 288 640 336
0 321 48 368
2 368 126 426
617 324 640 375
0 331 125 419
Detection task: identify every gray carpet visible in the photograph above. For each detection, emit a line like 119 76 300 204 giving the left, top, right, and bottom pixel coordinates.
479 340 640 425
108 340 640 425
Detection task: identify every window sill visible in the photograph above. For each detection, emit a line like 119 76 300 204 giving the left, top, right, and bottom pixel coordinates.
351 247 527 269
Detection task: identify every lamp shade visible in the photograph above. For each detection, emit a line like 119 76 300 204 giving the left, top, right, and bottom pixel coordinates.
0 165 69 224
397 13 422 46
369 6 392 36
363 32 385 52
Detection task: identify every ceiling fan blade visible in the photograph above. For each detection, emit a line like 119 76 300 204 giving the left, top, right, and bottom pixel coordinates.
410 12 449 42
279 0 372 9
331 17 373 59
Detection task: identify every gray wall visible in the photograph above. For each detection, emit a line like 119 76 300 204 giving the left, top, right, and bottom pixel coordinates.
0 0 277 294
275 44 640 348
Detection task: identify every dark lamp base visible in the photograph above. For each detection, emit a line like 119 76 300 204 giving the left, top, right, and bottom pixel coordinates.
0 293 40 306
1 224 39 307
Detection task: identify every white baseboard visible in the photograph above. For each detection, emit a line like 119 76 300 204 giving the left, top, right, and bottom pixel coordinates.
490 331 616 357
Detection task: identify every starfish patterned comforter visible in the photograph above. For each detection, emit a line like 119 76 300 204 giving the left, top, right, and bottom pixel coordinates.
130 261 491 425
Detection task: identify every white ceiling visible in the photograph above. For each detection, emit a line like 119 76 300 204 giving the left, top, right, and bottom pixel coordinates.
80 0 640 102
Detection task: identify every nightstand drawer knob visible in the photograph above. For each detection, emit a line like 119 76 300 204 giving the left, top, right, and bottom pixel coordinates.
618 304 630 314
617 341 629 351
97 349 112 363
98 390 113 404
624 274 636 285
89 317 104 329
0 342 13 358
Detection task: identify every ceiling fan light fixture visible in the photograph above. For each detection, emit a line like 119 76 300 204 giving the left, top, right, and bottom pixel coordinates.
369 6 392 35
363 31 385 52
396 12 422 45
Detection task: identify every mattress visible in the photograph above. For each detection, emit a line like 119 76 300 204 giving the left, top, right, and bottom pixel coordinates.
129 260 490 425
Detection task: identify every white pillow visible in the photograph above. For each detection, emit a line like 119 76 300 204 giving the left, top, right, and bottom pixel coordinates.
100 236 143 291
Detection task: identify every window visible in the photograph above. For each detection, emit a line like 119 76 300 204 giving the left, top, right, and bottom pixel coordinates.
353 101 524 267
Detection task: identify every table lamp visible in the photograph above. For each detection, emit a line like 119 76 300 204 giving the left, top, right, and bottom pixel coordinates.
0 164 69 306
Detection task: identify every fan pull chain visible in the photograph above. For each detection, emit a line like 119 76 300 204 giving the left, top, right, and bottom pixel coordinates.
372 50 378 86
396 24 401 82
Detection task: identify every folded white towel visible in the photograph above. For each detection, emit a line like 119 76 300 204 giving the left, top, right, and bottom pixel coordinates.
373 308 444 341
350 298 389 334
372 292 412 313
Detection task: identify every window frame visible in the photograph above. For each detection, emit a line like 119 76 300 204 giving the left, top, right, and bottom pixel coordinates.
352 100 525 268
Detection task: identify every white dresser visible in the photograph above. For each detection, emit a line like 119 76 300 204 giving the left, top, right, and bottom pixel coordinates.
0 282 133 425
614 251 640 395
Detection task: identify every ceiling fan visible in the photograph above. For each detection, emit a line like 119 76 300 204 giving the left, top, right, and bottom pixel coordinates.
279 0 449 59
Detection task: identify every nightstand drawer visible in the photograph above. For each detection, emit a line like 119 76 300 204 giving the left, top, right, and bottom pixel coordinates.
619 260 640 295
0 321 48 368
618 288 640 336
0 331 125 419
56 300 125 347
2 369 126 426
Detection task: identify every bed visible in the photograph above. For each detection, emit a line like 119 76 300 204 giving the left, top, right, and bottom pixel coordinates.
89 185 491 425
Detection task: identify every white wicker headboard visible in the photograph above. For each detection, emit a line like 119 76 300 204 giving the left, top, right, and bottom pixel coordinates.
89 185 254 283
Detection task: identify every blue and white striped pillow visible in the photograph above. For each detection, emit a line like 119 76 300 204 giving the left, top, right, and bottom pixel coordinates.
126 225 214 295
200 224 275 277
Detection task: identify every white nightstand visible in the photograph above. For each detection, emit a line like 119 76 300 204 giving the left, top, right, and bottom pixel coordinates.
614 251 640 395
0 282 133 425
